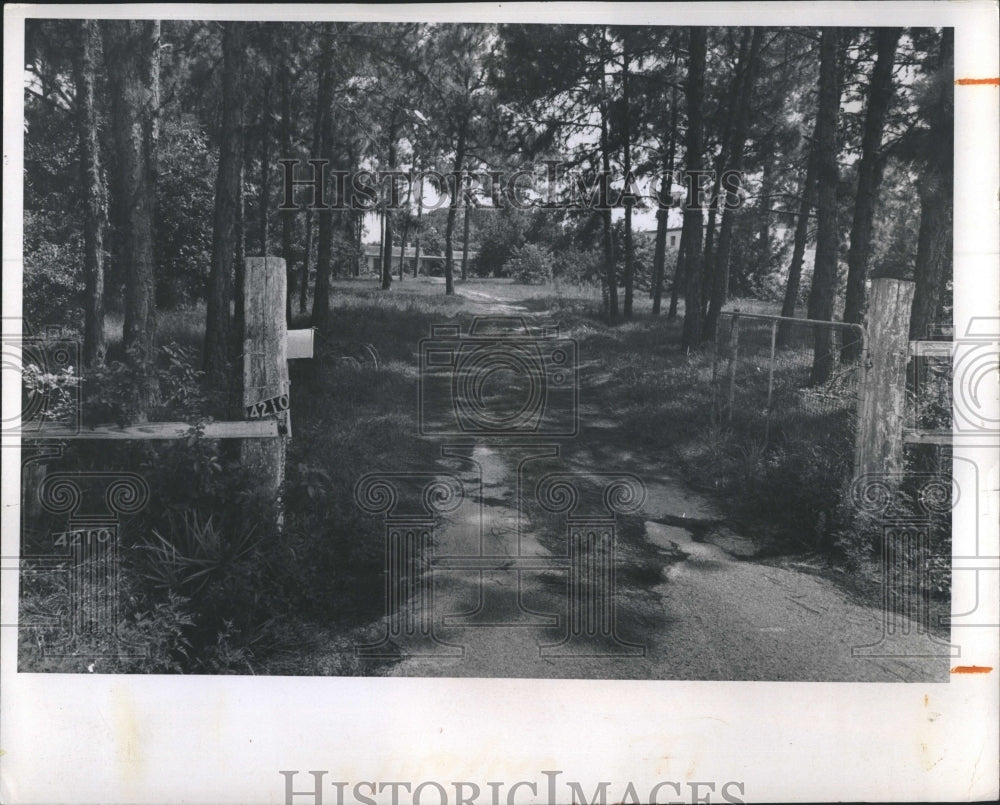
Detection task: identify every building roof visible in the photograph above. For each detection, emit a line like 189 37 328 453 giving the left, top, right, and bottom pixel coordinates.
363 244 478 259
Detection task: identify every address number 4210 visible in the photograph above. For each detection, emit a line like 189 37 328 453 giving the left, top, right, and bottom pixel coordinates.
245 393 290 419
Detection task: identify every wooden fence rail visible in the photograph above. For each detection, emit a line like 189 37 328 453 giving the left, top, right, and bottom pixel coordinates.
23 257 314 529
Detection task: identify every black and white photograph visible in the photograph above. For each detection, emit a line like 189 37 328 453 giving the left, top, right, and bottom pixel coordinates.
2 3 997 803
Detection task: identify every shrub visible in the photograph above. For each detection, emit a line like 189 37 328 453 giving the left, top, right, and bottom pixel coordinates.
473 209 528 277
551 246 603 286
505 242 553 285
134 509 260 595
154 119 217 308
22 360 80 427
23 236 85 327
129 505 287 672
83 341 206 426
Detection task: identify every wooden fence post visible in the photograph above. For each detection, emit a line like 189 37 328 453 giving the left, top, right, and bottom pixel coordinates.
241 257 289 520
855 277 915 478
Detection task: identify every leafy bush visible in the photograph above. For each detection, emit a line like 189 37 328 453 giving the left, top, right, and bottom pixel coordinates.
83 341 206 425
23 236 85 327
157 342 208 417
155 118 217 308
626 233 680 293
19 497 287 674
551 246 604 286
135 509 260 594
473 208 528 277
128 505 288 672
505 242 553 285
22 361 80 427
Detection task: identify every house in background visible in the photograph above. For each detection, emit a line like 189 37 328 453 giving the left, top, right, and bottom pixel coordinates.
363 244 478 276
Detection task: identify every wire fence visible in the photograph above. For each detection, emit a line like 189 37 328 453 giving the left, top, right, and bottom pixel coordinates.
711 311 867 451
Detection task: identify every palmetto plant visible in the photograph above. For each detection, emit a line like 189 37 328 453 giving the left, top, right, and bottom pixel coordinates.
135 508 260 594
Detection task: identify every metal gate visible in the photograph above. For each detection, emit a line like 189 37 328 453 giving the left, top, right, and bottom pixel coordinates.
711 311 867 447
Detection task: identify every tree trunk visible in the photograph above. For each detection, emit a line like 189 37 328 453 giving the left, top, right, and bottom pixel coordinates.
702 202 718 320
376 210 383 276
909 29 954 341
231 150 247 416
355 213 363 278
704 29 763 341
258 75 272 257
841 28 902 360
310 59 336 326
461 199 472 281
381 117 399 291
651 85 680 315
807 28 841 386
444 123 466 296
312 184 333 326
650 84 678 315
73 20 106 367
599 241 610 315
776 137 819 348
601 207 616 323
622 37 634 319
338 209 355 280
600 31 618 324
398 164 414 281
280 55 296 324
650 191 668 312
702 28 752 320
101 20 160 417
382 206 393 289
667 220 688 320
413 172 424 278
757 150 773 279
203 22 244 390
300 58 328 313
300 212 313 312
680 27 707 351
909 174 953 341
398 218 408 281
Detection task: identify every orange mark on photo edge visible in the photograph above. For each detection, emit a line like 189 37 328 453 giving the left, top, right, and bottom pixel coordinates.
955 77 1000 85
950 665 994 674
